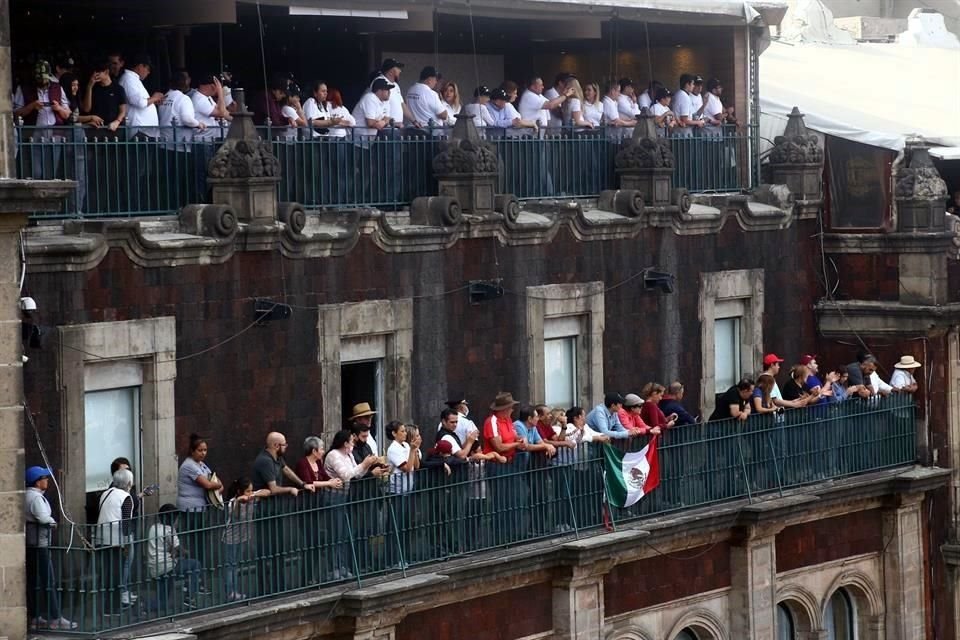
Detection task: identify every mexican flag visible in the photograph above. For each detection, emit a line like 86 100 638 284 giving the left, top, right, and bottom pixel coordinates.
603 438 660 508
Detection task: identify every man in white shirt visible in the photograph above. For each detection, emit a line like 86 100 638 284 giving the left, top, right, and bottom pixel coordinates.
118 55 163 139
352 78 393 137
405 66 449 130
370 58 415 126
637 80 661 111
702 78 726 136
690 76 705 122
543 72 571 128
463 86 495 131
616 78 640 121
518 76 569 130
670 74 704 137
190 75 231 136
601 81 634 139
158 70 205 151
489 87 538 137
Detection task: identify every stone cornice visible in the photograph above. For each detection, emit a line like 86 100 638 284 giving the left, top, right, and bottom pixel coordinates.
816 299 960 336
24 194 811 272
822 230 960 256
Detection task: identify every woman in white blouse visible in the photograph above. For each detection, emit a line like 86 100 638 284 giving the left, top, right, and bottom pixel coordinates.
323 429 379 491
563 78 595 130
581 83 604 129
302 81 344 135
326 88 356 138
440 81 462 127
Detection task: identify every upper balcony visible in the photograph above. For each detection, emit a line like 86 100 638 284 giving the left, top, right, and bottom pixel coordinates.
15 122 758 220
30 395 920 635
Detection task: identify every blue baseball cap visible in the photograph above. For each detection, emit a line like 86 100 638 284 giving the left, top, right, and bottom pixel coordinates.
26 466 53 486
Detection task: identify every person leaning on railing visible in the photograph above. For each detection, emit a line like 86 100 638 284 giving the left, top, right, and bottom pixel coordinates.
618 394 656 437
639 383 678 431
709 378 755 422
751 373 780 417
385 422 421 568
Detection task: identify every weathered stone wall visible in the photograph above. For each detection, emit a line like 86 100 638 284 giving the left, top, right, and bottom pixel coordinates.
21 219 821 499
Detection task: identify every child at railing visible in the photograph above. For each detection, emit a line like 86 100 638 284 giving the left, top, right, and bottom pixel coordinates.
145 504 203 612
223 477 270 601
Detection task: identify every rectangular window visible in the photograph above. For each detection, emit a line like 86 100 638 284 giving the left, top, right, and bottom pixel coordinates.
545 337 577 408
84 386 142 493
714 317 742 394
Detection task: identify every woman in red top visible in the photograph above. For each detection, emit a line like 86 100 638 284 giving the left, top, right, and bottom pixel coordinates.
294 436 344 490
639 383 677 430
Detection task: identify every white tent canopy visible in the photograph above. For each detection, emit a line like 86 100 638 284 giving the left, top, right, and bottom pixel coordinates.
759 40 960 151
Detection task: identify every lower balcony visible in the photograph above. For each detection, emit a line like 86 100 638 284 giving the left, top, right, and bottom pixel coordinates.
15 124 758 220
28 395 918 635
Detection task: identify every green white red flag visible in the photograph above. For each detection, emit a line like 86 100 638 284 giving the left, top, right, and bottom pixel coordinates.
603 438 660 508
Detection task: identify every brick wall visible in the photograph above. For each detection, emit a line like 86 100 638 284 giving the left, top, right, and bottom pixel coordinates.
775 510 884 572
22 221 821 503
824 253 899 302
604 542 732 615
394 583 552 640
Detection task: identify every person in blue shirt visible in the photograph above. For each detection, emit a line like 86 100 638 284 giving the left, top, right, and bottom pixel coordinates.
586 393 631 439
512 405 556 468
658 382 698 425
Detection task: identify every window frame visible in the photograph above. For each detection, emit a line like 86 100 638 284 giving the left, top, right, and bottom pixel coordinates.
58 317 177 520
525 282 604 408
699 270 764 419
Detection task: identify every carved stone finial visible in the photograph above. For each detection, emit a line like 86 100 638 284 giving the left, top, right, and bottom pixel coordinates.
770 107 823 165
615 114 675 171
433 119 498 175
895 137 947 200
206 85 282 223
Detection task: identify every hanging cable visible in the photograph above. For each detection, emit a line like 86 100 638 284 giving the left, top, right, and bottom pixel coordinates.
467 0 481 95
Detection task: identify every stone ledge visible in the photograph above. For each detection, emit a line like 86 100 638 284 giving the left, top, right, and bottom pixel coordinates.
822 230 959 255
112 464 945 640
24 192 815 272
815 299 960 336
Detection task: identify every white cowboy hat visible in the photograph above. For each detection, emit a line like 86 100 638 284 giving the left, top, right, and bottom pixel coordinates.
894 355 922 369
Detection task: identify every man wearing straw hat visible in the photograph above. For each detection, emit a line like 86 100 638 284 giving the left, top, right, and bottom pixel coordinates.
890 356 921 394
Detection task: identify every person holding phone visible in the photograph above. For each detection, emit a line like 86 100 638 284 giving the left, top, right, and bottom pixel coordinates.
639 383 678 431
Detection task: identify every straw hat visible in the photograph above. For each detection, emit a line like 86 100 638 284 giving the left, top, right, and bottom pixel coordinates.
894 355 922 369
489 392 519 411
349 402 377 419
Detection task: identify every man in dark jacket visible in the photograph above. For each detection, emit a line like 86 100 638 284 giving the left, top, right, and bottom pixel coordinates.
659 382 698 425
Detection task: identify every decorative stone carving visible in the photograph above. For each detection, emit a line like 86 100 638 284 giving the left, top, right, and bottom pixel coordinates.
769 107 823 200
409 196 462 227
613 114 674 207
179 204 237 238
896 137 948 232
434 118 499 215
206 88 282 224
278 201 307 235
208 139 280 179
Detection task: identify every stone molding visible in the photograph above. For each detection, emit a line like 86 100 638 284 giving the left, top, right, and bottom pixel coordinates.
822 230 959 256
23 193 811 273
815 299 960 337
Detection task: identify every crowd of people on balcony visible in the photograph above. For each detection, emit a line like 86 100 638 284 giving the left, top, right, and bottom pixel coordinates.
14 52 740 143
22 345 921 629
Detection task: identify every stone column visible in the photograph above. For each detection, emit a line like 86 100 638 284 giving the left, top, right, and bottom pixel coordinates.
0 181 74 639
768 107 824 201
882 493 926 640
729 524 782 640
552 559 614 640
0 0 15 175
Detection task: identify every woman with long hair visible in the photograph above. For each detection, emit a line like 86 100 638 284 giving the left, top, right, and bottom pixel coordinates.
563 77 594 129
440 81 462 126
751 373 779 415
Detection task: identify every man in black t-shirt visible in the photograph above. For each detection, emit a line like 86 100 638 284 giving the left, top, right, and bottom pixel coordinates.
82 60 127 134
709 378 756 422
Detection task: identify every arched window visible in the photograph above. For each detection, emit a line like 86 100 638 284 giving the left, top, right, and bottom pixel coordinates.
777 603 795 640
824 588 857 640
675 630 699 640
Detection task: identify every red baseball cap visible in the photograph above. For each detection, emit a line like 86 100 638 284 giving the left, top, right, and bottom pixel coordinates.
799 354 817 366
763 353 785 366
